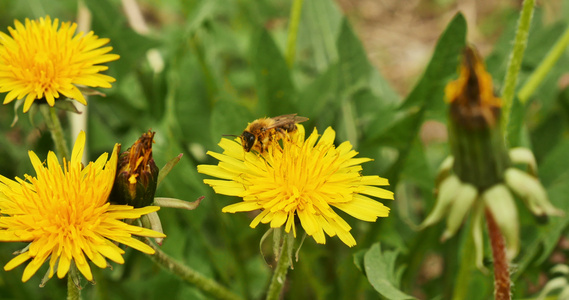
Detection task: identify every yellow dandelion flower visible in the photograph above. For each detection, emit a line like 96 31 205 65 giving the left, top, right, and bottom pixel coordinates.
0 16 120 112
0 131 165 282
198 125 393 247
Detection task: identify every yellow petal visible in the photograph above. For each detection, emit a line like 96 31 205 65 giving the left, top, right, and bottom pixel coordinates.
57 253 72 279
22 255 48 282
4 251 32 271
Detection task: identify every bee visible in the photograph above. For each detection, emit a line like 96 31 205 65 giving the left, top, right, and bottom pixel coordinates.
240 114 309 153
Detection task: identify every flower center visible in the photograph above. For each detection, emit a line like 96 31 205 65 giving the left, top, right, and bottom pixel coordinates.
34 52 49 65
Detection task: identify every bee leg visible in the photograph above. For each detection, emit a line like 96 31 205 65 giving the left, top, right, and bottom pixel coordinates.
275 127 288 140
258 140 265 153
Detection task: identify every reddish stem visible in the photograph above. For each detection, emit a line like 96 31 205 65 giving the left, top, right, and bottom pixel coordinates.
485 208 511 300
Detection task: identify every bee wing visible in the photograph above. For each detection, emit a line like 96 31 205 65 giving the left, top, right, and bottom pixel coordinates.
267 114 309 129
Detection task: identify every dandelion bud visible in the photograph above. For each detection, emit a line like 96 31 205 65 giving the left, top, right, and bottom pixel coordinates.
111 130 159 208
424 45 561 270
445 46 510 189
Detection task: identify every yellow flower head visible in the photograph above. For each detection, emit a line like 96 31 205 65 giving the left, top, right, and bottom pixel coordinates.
198 125 393 247
0 131 165 282
0 16 120 112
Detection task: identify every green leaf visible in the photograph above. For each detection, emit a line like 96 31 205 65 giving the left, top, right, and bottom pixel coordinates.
210 97 255 143
362 243 415 300
536 180 569 263
250 29 296 115
537 139 569 187
173 53 213 146
336 19 372 95
401 139 435 190
297 63 341 118
297 0 342 72
367 13 467 142
353 249 366 273
530 107 565 159
365 107 422 149
362 13 466 186
399 13 467 121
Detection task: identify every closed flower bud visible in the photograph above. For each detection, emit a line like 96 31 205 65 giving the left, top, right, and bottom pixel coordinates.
446 46 510 189
422 45 561 271
110 130 159 208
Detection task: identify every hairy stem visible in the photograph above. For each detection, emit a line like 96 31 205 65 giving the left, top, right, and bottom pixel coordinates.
66 273 81 300
485 208 511 300
40 105 70 160
146 240 243 300
501 0 535 141
266 232 293 300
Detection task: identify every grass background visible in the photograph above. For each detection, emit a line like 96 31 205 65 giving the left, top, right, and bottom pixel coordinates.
1 0 569 299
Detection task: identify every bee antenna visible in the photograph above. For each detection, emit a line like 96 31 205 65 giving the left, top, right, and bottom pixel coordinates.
223 134 239 137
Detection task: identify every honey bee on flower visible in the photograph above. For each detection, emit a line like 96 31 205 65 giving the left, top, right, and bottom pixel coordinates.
239 114 308 153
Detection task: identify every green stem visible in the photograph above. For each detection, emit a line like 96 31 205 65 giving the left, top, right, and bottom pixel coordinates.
518 25 569 104
40 105 70 160
451 216 477 300
501 0 535 140
285 0 305 67
266 231 293 300
67 273 81 300
146 240 243 300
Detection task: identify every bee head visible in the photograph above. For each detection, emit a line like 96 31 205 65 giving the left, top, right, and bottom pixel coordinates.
241 131 256 152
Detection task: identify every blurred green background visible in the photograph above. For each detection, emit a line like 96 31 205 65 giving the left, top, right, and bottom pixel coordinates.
1 0 569 299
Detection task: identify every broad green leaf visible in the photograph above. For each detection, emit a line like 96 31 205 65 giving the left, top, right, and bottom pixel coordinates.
364 106 419 149
210 97 255 143
529 108 565 159
369 68 401 107
297 63 341 118
250 29 296 115
363 13 467 185
173 53 213 146
399 13 467 121
367 13 467 142
297 0 342 72
363 243 415 300
401 139 435 190
536 180 569 263
336 19 372 95
353 249 366 273
537 139 569 187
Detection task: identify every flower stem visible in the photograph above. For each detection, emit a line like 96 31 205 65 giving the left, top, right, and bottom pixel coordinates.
266 231 293 300
285 0 305 67
67 273 81 300
40 105 70 160
518 25 569 104
451 218 477 300
485 208 511 300
146 240 243 300
501 0 535 141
